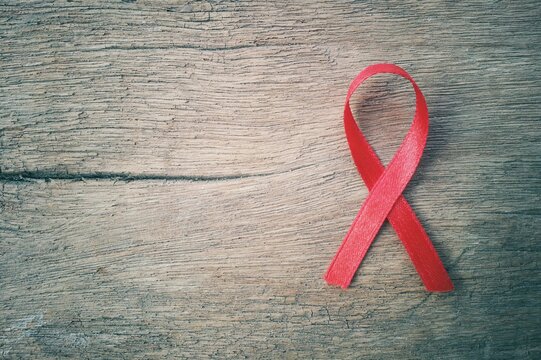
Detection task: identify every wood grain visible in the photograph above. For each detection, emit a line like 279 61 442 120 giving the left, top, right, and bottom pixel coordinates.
1 1 540 359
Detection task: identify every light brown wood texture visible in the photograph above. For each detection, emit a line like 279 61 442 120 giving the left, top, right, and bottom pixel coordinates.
1 1 540 359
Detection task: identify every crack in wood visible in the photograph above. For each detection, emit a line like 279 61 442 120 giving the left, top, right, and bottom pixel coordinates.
0 171 274 183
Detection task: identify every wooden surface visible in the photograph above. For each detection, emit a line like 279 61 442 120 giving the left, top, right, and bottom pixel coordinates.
1 1 540 358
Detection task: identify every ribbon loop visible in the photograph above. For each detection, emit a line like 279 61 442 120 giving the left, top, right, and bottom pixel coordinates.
324 64 453 292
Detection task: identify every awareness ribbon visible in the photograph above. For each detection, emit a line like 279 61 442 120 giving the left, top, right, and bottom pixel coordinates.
324 64 453 292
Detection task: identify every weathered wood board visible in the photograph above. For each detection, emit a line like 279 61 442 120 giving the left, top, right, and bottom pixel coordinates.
1 1 540 358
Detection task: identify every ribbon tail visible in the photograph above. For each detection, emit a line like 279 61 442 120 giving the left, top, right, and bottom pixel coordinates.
387 196 454 292
324 214 375 288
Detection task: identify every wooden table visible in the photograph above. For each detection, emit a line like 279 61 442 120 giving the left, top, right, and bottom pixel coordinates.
1 1 539 358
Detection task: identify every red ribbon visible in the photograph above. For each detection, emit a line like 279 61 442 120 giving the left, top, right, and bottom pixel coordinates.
324 64 453 292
